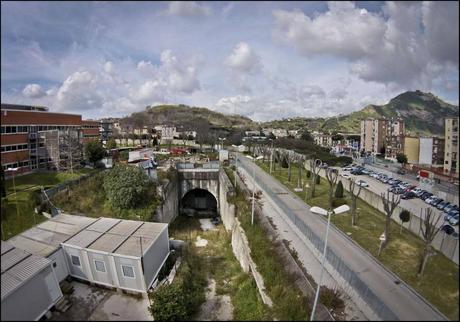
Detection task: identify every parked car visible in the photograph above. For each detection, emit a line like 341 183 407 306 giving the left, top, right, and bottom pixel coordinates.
414 189 427 198
420 192 433 200
342 167 353 171
449 215 459 226
351 168 364 175
444 204 459 214
320 163 329 168
430 198 443 207
356 179 369 187
437 201 450 210
392 187 405 194
381 176 390 183
389 179 402 186
412 187 423 196
401 191 416 199
404 185 417 193
397 169 406 175
341 173 351 179
424 196 437 204
361 169 370 175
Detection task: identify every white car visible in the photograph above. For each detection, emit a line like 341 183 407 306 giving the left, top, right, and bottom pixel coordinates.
356 180 369 187
340 173 351 179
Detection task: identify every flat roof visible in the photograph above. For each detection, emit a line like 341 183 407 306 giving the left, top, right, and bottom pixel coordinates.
87 233 128 253
8 235 57 257
64 230 103 248
132 222 167 238
108 220 143 236
86 218 121 233
1 241 51 301
114 236 154 257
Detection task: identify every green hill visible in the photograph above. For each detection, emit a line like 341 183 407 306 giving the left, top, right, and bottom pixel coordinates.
262 90 459 136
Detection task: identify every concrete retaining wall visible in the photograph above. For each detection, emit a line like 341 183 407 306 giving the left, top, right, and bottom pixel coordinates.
219 169 273 308
155 170 179 223
305 163 459 265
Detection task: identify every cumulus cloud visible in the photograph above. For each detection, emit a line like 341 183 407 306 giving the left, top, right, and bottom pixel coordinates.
166 1 211 17
22 84 46 98
160 50 201 93
225 42 263 75
103 61 115 74
272 1 459 88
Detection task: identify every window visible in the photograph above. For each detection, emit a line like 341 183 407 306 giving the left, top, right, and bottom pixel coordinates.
121 265 135 278
71 255 81 267
94 260 106 272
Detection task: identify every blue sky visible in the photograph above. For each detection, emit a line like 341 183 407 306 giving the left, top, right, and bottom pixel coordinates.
1 1 458 120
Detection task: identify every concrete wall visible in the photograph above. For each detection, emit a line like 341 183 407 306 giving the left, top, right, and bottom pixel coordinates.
155 171 179 223
219 169 273 308
178 169 220 207
305 162 459 265
1 265 62 321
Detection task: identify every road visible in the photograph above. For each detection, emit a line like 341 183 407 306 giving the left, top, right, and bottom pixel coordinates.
236 153 447 321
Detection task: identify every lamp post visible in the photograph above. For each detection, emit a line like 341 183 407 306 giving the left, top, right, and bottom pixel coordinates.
309 204 350 321
269 139 274 174
7 167 20 220
246 155 263 225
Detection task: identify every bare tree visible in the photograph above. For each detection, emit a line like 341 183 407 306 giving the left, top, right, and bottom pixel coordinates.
325 168 339 210
418 208 442 276
309 159 322 198
380 190 401 248
348 178 362 226
293 153 306 190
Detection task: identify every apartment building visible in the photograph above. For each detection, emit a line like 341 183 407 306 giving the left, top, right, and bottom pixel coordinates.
419 137 445 166
385 119 405 160
312 131 332 147
1 104 97 173
444 117 459 175
403 136 420 164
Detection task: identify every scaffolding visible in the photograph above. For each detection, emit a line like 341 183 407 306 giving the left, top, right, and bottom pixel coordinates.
37 129 83 172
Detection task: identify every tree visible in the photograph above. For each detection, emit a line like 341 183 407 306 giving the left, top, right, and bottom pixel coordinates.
309 159 322 198
418 208 442 276
335 180 344 199
396 153 408 164
106 138 117 150
315 173 321 184
325 168 339 210
300 129 314 142
84 141 106 165
399 210 411 234
348 179 362 226
380 190 401 250
103 164 151 209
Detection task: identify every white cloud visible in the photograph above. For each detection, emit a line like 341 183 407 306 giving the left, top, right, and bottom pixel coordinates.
272 1 459 88
225 42 262 75
166 1 211 17
160 50 201 93
55 70 102 111
104 61 115 74
22 84 46 98
132 80 166 103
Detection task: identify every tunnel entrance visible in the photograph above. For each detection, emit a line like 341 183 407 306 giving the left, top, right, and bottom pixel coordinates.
180 188 218 218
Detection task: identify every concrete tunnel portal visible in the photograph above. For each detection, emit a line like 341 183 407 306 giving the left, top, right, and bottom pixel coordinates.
180 188 218 218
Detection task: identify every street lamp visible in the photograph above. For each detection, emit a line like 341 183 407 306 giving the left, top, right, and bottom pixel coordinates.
309 204 350 321
246 155 263 225
269 139 274 174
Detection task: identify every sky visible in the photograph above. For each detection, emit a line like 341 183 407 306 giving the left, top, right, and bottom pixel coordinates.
1 1 459 121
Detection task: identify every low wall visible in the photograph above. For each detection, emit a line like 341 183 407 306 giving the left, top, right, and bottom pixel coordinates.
305 163 459 265
219 169 273 308
155 170 179 223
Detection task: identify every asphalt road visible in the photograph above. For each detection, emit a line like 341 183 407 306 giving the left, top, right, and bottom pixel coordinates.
236 153 447 321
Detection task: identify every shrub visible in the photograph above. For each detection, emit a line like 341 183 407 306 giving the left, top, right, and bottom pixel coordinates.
335 181 344 198
399 210 411 224
106 138 117 150
85 141 106 164
316 175 320 184
306 170 311 178
149 283 188 321
281 157 289 168
119 150 129 161
319 286 344 311
102 165 151 209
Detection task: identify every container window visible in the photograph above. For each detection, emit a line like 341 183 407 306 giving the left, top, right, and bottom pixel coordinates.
121 265 135 278
71 255 81 267
95 260 106 273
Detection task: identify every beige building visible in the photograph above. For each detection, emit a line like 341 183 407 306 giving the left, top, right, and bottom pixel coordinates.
385 119 405 160
360 118 388 154
444 117 459 175
312 131 332 147
404 136 420 164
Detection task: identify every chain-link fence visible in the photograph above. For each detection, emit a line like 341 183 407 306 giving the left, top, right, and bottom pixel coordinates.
238 160 399 320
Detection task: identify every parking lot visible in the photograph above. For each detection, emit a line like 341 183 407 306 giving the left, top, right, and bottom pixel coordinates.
335 165 459 232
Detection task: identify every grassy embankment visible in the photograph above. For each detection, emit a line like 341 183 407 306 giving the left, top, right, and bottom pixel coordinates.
225 168 311 321
257 160 459 320
1 169 96 240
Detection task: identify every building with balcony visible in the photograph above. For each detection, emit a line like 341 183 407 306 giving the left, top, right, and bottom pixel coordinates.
419 136 445 167
360 118 404 158
385 119 405 160
444 117 459 176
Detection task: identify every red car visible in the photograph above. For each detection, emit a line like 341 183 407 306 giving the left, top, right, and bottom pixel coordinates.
404 185 417 193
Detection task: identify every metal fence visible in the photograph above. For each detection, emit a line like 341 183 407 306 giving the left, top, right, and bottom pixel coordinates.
238 160 399 320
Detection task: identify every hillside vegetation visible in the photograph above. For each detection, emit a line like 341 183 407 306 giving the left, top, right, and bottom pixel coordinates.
262 91 459 136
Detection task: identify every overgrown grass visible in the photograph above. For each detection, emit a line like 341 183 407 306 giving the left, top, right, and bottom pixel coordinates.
51 172 159 221
257 161 459 321
1 169 97 240
168 216 270 320
225 168 310 321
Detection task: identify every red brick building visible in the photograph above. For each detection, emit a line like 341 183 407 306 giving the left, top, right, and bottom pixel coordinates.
1 104 99 173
